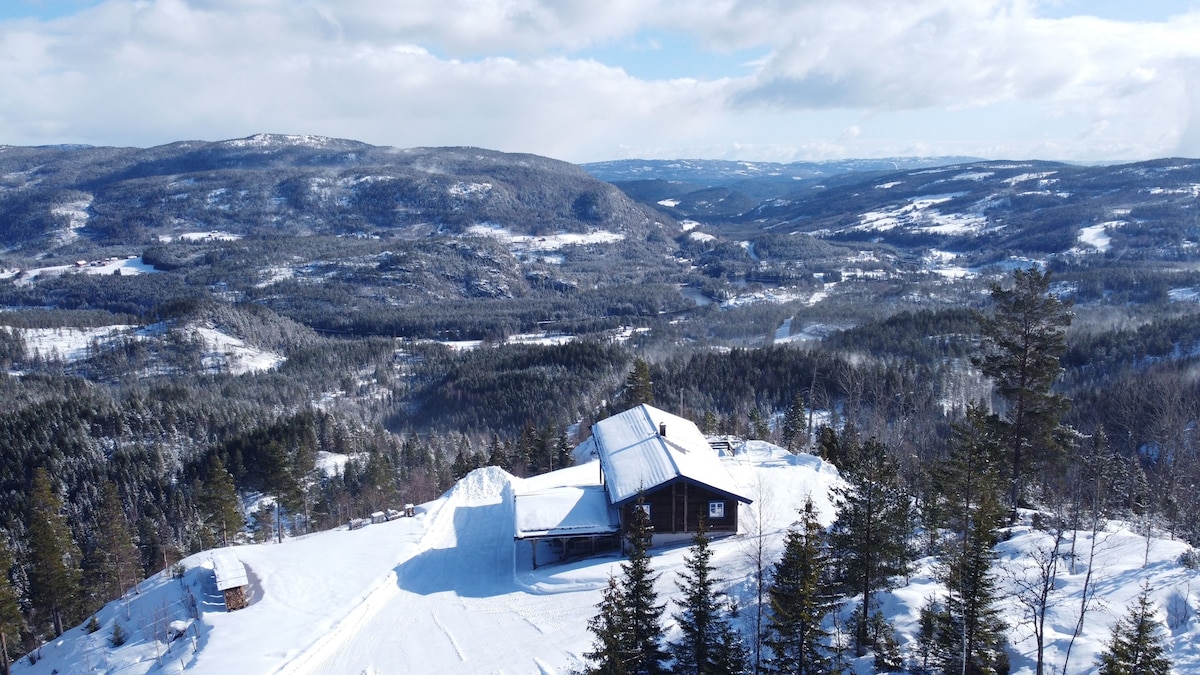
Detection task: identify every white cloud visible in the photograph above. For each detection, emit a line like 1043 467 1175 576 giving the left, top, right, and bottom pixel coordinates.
0 0 1198 162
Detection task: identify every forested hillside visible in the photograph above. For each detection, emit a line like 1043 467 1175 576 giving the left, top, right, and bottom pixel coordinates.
0 139 1198 671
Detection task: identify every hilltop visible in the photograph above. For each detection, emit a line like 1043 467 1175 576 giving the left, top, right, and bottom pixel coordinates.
14 442 1200 675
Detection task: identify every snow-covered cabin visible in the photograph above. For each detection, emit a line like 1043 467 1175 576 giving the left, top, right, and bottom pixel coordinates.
592 404 751 546
512 404 751 566
210 549 249 611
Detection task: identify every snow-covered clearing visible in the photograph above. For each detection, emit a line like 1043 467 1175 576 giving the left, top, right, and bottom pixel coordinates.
195 326 283 374
924 249 975 279
19 325 138 362
856 195 987 235
1072 221 1124 254
1147 184 1200 197
51 195 93 245
16 443 1200 675
1005 171 1057 185
953 171 995 181
448 181 492 198
4 256 157 284
157 231 243 243
465 224 625 253
431 331 576 352
12 322 281 374
1169 287 1200 303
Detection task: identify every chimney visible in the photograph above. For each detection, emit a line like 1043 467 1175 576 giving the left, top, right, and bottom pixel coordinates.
659 422 667 437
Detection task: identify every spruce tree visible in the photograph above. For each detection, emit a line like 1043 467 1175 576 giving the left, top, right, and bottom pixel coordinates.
0 537 24 674
620 499 669 675
1096 588 1171 675
26 468 83 637
974 266 1072 516
585 497 670 675
624 359 655 407
931 406 1008 674
829 437 912 657
198 455 245 546
585 575 631 675
780 393 807 452
765 498 834 674
671 517 747 674
83 482 141 606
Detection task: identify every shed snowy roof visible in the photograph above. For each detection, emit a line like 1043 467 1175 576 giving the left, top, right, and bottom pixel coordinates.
592 404 751 507
513 485 620 539
210 550 248 591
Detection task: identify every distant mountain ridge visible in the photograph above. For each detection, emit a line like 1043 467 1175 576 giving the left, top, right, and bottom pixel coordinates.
581 156 983 184
0 134 667 252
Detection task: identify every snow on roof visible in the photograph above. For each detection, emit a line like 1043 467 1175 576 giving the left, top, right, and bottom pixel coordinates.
513 485 619 539
592 404 750 506
210 550 248 591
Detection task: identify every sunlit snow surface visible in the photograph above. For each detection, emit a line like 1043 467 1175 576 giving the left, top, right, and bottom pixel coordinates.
15 443 1200 675
856 194 987 235
465 224 624 255
13 322 281 374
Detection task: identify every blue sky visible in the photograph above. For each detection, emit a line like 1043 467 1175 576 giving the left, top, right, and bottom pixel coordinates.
2 1 1199 163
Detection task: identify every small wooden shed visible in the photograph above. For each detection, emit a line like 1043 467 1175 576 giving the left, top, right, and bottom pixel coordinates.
211 550 249 612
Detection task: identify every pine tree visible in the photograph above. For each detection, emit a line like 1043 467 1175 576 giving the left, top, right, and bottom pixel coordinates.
1096 588 1171 675
974 266 1072 516
765 498 834 674
26 468 83 637
671 517 747 674
931 406 1008 674
829 437 912 657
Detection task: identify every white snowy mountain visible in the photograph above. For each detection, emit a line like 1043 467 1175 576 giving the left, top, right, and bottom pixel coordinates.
15 442 1200 675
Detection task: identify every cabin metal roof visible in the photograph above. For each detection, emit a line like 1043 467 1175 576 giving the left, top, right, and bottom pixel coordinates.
592 404 751 507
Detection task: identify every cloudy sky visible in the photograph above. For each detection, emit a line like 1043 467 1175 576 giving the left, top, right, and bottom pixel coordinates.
2 0 1199 163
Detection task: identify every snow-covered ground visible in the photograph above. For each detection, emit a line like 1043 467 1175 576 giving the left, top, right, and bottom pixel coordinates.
19 325 138 362
0 256 157 284
14 442 1200 675
464 224 625 256
856 194 987 235
194 326 283 375
11 322 281 374
1070 221 1125 254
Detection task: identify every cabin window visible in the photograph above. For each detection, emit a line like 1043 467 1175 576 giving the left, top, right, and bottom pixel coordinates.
708 500 725 519
636 503 651 517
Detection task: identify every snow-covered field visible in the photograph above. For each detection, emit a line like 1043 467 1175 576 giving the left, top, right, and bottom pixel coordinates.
464 224 625 257
856 195 987 235
11 322 281 374
194 326 283 375
0 256 157 284
14 443 1200 675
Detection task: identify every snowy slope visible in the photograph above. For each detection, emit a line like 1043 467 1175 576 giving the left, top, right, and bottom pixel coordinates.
13 443 1200 675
